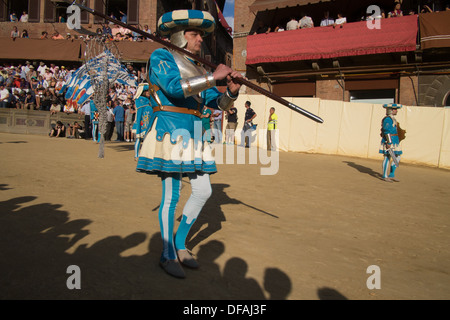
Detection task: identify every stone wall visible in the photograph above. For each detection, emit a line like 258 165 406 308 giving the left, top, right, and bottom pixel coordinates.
0 109 81 136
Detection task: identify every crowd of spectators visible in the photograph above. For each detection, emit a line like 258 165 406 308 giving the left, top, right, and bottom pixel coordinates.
254 1 450 35
0 59 144 141
0 60 143 111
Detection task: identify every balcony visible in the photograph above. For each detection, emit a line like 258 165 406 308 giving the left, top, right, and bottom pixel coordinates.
246 15 419 65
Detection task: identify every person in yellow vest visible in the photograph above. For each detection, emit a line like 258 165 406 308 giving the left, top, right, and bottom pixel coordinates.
267 107 278 151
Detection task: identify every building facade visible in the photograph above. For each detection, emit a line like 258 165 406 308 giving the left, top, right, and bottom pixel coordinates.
233 0 450 107
0 0 232 67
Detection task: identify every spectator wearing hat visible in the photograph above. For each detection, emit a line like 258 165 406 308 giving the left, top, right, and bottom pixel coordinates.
37 62 47 77
26 65 37 83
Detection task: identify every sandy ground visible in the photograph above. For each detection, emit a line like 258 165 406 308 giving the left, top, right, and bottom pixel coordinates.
0 132 449 300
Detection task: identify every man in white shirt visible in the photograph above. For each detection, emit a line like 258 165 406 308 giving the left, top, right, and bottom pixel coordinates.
286 17 299 30
37 62 47 77
320 11 335 26
299 13 314 29
0 85 10 108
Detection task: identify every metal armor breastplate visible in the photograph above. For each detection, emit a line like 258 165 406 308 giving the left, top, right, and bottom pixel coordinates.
171 49 205 78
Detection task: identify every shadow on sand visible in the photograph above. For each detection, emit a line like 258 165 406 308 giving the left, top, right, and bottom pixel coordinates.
0 185 290 300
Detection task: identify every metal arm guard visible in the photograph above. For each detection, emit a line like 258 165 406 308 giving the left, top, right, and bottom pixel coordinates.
217 89 238 112
385 133 392 144
180 73 216 98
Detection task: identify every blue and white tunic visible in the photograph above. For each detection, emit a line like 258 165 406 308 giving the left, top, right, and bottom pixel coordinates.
379 115 403 156
136 48 226 175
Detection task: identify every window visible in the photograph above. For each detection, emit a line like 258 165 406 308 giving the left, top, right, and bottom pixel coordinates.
350 89 396 105
28 0 40 22
44 0 89 23
2 0 28 22
94 0 139 25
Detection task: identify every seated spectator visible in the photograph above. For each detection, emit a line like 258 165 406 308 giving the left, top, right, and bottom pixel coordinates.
124 33 133 41
19 11 28 23
131 25 142 41
114 32 124 41
111 24 121 38
11 26 19 39
389 1 403 17
10 12 18 22
37 61 47 77
142 25 152 40
44 68 54 82
59 15 66 23
20 29 29 38
253 20 271 35
14 90 26 109
286 17 299 30
320 11 335 26
299 12 314 29
40 90 53 111
333 13 347 28
12 74 22 89
273 23 285 32
50 121 66 137
0 85 10 108
50 101 61 115
29 76 39 91
40 31 49 39
23 91 36 110
102 24 113 38
51 31 64 40
67 121 83 139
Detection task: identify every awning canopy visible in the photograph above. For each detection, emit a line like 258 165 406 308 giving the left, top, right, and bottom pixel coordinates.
1 38 83 61
0 38 164 63
246 15 418 65
419 10 450 50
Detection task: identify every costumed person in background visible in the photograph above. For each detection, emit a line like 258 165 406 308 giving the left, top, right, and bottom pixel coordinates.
379 103 406 182
132 83 154 160
90 100 100 142
136 10 243 278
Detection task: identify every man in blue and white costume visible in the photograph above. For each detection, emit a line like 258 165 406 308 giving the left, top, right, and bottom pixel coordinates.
136 10 243 278
379 103 403 182
132 83 154 159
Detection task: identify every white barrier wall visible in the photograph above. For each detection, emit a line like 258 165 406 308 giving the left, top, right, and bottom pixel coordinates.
230 95 450 170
